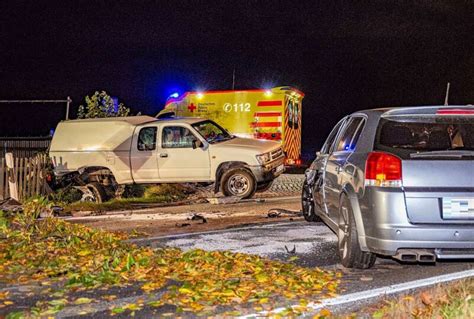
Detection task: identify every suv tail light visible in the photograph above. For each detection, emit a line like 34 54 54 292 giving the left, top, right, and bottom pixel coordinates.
365 152 402 187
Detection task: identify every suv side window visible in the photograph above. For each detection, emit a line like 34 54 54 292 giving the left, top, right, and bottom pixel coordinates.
162 126 196 148
138 127 157 151
335 117 365 152
321 118 347 154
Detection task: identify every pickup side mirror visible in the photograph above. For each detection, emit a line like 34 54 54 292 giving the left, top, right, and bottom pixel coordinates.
192 139 203 149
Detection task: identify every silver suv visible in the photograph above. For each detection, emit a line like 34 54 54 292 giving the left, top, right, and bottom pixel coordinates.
303 106 474 268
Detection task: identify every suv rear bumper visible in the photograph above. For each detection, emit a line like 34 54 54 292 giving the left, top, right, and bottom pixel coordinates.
362 187 474 257
366 227 474 256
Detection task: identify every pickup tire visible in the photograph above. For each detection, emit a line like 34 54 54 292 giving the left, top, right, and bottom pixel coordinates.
221 168 256 199
256 180 273 192
83 182 108 203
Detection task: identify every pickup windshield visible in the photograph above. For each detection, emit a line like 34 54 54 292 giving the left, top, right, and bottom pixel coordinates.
374 116 474 159
192 120 233 144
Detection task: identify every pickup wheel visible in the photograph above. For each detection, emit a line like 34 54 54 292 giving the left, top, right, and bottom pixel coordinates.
82 182 108 203
221 168 256 199
256 180 273 192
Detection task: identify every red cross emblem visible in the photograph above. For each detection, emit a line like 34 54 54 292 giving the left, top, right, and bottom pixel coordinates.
187 103 197 112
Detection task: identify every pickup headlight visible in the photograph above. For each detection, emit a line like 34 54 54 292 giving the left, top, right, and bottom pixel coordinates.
256 152 271 165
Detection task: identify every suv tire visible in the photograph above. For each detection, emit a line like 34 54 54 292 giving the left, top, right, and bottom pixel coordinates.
338 195 376 269
221 168 256 199
302 180 321 222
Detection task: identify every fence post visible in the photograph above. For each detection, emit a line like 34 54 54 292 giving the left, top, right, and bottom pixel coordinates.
5 153 19 201
0 158 4 200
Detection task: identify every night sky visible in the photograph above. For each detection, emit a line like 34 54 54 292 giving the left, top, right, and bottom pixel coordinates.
1 1 473 156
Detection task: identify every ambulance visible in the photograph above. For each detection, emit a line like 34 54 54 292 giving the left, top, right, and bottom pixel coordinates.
157 86 304 165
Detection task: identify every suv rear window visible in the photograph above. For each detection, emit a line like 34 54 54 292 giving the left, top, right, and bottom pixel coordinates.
375 116 474 159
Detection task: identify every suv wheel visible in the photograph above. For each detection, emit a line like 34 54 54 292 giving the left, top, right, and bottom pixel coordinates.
221 168 256 199
338 195 376 269
302 180 321 222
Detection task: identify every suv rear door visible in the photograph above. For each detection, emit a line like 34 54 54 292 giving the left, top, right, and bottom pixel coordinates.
375 109 474 224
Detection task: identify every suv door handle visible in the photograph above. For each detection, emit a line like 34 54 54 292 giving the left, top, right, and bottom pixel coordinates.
160 153 168 158
335 166 343 174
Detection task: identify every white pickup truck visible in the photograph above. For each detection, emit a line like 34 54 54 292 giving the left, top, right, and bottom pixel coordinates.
49 116 285 201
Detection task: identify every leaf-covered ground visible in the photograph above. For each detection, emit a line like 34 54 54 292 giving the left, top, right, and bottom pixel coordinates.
365 278 473 319
0 200 340 317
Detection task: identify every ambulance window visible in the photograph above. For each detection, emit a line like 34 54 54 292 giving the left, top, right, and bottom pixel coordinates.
138 127 157 151
162 126 196 148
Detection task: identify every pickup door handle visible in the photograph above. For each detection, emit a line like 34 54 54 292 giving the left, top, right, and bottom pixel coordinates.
159 153 168 158
335 166 343 174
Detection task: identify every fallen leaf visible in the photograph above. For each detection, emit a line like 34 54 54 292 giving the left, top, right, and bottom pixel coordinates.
420 292 432 306
74 297 92 305
319 308 331 317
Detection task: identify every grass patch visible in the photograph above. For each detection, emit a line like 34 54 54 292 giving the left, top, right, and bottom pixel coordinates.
63 184 190 213
0 200 340 317
368 278 473 318
65 195 177 213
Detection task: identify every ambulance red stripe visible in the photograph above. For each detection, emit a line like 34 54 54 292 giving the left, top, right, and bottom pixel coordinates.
257 100 283 107
254 112 282 117
254 132 282 140
250 122 281 128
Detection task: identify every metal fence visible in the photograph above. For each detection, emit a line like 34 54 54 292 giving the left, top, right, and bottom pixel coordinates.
0 137 52 159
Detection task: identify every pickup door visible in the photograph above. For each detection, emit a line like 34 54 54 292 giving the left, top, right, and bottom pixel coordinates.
157 124 211 181
130 125 161 182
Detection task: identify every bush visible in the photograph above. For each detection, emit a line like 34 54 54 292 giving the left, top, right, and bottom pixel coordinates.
50 186 83 204
121 184 146 198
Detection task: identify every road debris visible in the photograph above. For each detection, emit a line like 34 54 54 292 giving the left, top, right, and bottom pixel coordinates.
0 198 22 213
267 208 302 218
206 196 241 205
267 210 282 218
175 223 191 227
285 245 297 254
188 213 207 224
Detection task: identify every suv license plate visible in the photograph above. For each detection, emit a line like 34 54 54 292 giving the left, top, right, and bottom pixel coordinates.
442 198 474 219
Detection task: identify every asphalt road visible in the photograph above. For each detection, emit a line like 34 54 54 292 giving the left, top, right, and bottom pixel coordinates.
2 221 472 318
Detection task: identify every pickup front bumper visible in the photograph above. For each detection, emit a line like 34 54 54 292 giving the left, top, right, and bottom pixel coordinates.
249 157 285 183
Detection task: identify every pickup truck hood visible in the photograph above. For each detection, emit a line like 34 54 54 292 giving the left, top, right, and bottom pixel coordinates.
212 137 280 153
